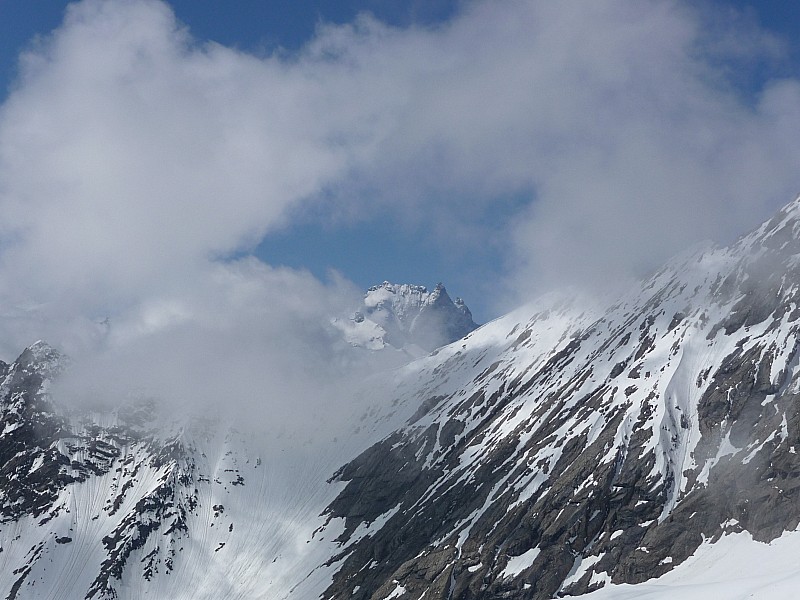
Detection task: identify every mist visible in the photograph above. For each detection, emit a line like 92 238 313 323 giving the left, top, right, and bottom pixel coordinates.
1 0 800 432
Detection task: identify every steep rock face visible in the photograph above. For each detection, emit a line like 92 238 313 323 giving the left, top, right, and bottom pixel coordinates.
337 282 478 354
0 342 70 524
318 197 800 599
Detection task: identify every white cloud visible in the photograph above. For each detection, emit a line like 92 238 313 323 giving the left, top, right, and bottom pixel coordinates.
0 0 358 334
292 0 800 304
0 0 799 417
51 259 372 432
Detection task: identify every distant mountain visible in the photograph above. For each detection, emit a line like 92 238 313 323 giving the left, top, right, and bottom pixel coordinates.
333 281 478 355
5 199 800 598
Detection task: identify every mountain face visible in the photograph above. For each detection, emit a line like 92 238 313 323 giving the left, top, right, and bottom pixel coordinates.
334 282 478 354
0 341 418 600
0 342 214 600
317 197 800 599
3 198 800 599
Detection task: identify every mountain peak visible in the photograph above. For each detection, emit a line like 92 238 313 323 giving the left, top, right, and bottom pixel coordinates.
14 340 65 376
428 282 451 305
338 281 479 354
732 193 800 255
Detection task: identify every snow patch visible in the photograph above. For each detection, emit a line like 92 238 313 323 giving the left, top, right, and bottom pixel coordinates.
501 547 540 579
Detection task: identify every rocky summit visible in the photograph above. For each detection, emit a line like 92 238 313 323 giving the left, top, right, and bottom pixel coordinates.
4 198 800 598
335 281 479 354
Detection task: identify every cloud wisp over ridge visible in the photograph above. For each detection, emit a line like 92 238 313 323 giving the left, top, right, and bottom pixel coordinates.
0 0 798 421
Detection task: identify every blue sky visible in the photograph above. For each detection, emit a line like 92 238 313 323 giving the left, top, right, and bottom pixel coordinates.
0 0 502 320
0 0 799 329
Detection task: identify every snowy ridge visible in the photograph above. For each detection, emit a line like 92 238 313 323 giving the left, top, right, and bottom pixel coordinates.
316 195 800 598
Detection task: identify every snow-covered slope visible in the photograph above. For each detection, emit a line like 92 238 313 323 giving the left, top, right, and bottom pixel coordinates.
5 197 800 599
314 195 800 599
0 342 423 600
582 529 800 600
333 282 478 355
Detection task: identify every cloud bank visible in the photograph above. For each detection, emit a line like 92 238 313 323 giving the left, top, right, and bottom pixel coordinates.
0 0 799 420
